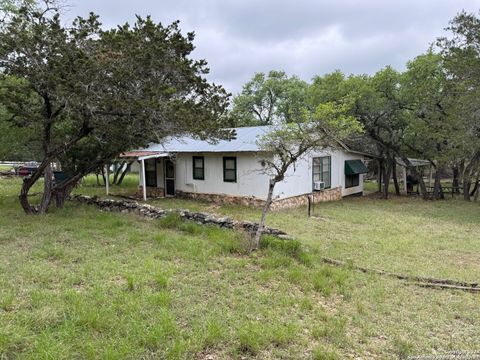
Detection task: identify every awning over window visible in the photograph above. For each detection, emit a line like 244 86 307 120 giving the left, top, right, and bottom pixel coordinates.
345 160 368 175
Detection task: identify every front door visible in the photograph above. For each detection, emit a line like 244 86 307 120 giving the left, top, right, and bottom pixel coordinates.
165 159 175 196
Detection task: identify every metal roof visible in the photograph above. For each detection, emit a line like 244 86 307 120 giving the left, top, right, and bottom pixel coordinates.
120 150 162 158
143 126 270 153
395 158 431 167
127 125 372 156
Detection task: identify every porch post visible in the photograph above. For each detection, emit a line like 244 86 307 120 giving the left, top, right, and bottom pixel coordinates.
141 158 147 201
105 164 110 196
403 166 408 195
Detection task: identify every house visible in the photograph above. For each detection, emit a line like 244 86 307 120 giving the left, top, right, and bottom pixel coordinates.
121 126 368 210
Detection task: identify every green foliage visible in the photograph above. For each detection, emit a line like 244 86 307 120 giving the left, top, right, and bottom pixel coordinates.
231 70 309 126
0 1 231 212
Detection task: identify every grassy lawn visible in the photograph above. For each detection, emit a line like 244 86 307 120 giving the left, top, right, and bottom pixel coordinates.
0 165 13 172
1 176 479 359
78 174 480 282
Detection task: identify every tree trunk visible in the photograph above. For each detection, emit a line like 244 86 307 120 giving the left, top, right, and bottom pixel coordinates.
452 165 460 193
377 159 383 193
474 174 480 202
383 161 392 199
101 167 107 186
38 164 54 213
116 161 132 185
18 158 53 214
253 179 276 250
463 179 471 201
470 178 479 197
433 170 443 200
392 159 400 195
113 162 124 185
19 178 37 214
463 151 480 201
54 182 76 208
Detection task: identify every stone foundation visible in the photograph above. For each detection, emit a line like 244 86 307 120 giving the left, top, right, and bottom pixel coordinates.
137 186 165 198
176 190 265 207
176 186 342 211
270 187 342 211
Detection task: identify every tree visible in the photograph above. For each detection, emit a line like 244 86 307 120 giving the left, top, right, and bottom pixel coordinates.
0 79 42 161
400 52 456 200
252 101 361 250
437 11 480 200
310 69 417 199
0 0 231 213
231 70 309 126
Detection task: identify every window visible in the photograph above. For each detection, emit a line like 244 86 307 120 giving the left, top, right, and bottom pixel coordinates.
223 157 237 182
312 156 331 190
145 159 157 187
192 156 205 180
345 174 359 188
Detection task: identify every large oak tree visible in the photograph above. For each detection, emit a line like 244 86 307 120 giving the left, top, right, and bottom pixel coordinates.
0 0 231 213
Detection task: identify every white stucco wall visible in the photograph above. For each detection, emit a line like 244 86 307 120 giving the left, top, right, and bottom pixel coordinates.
140 150 365 199
174 152 271 199
271 149 364 199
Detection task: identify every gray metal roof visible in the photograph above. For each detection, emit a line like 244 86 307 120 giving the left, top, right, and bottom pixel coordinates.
132 125 372 156
395 158 431 167
144 126 270 153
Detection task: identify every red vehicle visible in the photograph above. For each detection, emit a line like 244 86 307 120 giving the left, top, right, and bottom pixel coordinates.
16 163 39 177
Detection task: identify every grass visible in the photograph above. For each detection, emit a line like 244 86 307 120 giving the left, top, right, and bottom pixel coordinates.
77 173 480 282
1 176 480 358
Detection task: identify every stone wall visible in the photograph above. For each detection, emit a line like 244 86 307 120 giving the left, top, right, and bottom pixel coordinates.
177 186 342 211
70 195 291 240
176 190 265 208
137 186 165 198
270 187 342 211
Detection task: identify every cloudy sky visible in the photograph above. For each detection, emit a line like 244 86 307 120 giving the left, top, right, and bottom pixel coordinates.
68 0 480 94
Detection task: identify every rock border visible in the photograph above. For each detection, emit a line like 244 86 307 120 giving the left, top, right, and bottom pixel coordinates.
69 195 292 240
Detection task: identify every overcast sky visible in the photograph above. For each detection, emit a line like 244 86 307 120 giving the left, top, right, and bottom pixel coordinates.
68 1 480 94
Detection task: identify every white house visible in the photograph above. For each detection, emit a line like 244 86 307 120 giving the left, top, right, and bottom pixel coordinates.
121 126 369 210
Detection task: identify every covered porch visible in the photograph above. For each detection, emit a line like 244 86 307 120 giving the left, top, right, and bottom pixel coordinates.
115 151 176 201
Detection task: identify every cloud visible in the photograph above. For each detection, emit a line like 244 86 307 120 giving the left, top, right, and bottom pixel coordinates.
68 0 480 93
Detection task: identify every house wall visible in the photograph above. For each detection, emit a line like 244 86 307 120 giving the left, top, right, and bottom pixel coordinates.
272 149 364 199
174 152 271 199
137 150 364 202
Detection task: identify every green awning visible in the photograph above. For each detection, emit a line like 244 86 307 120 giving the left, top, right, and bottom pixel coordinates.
345 160 368 175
